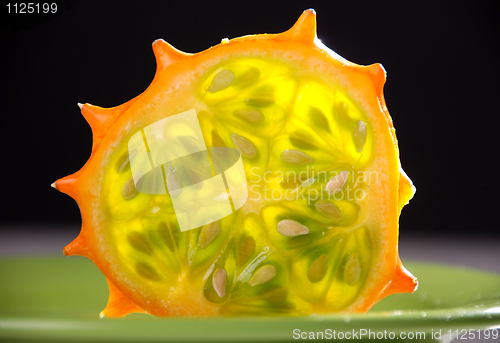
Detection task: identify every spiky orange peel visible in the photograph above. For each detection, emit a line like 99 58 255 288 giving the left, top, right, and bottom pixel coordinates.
54 9 417 318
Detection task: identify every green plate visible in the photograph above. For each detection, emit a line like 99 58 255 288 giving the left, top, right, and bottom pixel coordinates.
1 256 499 342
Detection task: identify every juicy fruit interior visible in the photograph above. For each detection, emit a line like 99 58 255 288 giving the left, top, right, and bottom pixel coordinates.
103 56 378 315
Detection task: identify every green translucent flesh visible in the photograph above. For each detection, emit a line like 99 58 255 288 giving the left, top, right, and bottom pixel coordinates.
101 57 376 314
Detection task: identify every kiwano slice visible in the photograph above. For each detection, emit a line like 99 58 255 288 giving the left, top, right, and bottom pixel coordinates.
53 10 417 317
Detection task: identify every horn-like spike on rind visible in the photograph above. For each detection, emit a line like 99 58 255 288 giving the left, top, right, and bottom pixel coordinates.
63 232 91 257
152 39 192 71
375 255 418 303
100 278 147 318
365 63 387 95
398 169 416 214
80 103 112 136
54 174 78 197
81 98 138 151
278 9 317 44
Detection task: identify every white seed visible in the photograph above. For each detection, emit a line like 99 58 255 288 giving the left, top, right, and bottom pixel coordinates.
300 177 315 188
166 167 182 197
237 236 256 267
116 153 130 173
277 219 309 237
199 221 221 249
231 133 257 159
353 121 367 152
233 109 264 123
308 253 329 283
290 177 315 194
245 95 275 107
248 264 277 287
344 253 361 286
314 201 343 221
212 268 227 298
325 171 349 194
281 149 314 165
208 69 235 93
122 177 139 200
211 130 226 147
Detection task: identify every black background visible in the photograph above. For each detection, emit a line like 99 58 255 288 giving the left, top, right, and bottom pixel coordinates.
1 0 499 236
